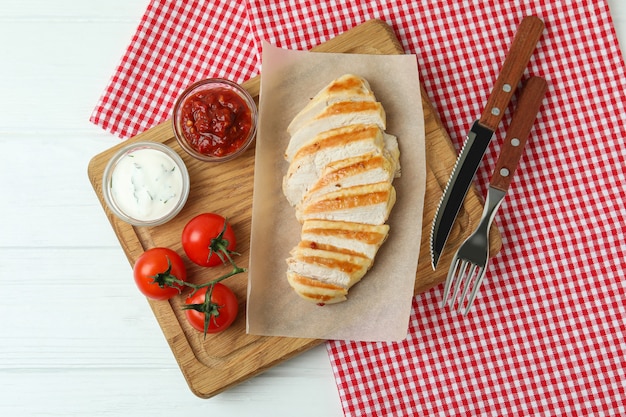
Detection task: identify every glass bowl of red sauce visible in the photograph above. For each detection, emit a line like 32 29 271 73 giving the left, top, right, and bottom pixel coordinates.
172 78 257 162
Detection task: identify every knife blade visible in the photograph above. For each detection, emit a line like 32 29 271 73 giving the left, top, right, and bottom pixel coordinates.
430 15 544 269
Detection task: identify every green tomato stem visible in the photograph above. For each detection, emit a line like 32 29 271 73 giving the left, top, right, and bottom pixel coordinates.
157 218 246 337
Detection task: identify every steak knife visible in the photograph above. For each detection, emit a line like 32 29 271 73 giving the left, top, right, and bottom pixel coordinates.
430 15 544 269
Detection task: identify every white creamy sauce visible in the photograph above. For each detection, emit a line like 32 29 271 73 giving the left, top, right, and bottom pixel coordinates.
110 148 184 221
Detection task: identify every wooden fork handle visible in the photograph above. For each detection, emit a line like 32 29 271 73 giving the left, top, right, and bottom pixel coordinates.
490 76 548 192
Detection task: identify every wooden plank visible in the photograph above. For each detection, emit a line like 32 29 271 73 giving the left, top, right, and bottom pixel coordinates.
87 19 501 398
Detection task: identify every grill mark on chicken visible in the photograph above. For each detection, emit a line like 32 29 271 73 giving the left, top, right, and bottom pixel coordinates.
299 240 369 258
303 228 387 245
303 190 390 212
311 154 388 190
293 124 381 160
290 273 346 290
297 254 367 275
327 75 365 93
315 101 382 118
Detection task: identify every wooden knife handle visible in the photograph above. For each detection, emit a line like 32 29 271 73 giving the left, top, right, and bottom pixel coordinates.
478 16 544 131
490 76 547 192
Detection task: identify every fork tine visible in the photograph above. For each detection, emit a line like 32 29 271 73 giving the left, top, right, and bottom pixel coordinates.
461 267 488 315
441 258 460 307
449 260 470 309
456 263 478 312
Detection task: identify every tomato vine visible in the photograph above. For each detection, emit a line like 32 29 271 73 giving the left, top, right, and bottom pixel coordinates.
137 215 246 337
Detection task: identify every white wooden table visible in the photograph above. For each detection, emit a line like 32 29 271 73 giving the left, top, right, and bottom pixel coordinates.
1 2 624 415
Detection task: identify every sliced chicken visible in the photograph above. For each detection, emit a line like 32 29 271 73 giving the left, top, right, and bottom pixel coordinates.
296 181 396 225
384 133 402 178
287 74 377 135
300 219 389 260
286 220 390 303
283 124 386 207
286 243 373 289
284 100 386 162
287 272 348 304
282 74 401 304
298 152 396 211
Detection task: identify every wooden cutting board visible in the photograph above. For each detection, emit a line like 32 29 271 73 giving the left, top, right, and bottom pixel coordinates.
87 19 501 398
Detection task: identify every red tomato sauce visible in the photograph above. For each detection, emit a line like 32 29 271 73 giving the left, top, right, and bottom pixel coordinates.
178 87 253 157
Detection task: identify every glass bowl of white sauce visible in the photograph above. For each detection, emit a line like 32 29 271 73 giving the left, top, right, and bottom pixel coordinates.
102 141 190 227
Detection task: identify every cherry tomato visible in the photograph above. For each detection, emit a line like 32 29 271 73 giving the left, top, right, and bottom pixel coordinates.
182 213 237 267
184 283 239 334
133 247 187 300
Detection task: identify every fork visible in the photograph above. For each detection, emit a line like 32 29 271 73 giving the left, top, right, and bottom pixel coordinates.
442 76 548 314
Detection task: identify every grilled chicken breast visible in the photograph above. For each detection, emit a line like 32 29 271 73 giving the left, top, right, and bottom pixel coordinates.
286 272 348 304
296 181 396 225
287 74 377 135
298 152 396 210
282 74 400 304
287 244 372 289
384 133 401 178
284 100 386 162
300 219 389 260
283 124 386 207
285 220 389 304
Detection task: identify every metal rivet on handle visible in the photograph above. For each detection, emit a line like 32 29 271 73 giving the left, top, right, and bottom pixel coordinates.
500 168 510 177
491 108 501 116
511 138 521 146
503 84 512 92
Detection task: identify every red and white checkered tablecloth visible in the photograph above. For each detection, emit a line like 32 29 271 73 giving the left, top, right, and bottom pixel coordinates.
90 0 259 138
91 1 626 415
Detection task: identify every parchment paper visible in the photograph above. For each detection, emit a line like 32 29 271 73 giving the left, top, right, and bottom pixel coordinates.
246 42 425 342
